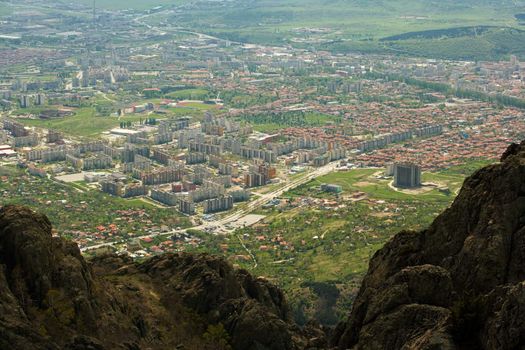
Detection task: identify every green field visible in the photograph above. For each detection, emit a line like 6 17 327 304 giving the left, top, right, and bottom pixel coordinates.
0 3 12 16
15 108 147 138
288 167 467 202
165 88 210 100
158 0 522 34
177 102 219 110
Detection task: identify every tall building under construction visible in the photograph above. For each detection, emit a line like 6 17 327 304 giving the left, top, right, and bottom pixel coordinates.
394 163 421 188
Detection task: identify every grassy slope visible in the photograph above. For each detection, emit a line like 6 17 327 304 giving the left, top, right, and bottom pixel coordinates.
72 0 524 37
323 26 525 60
124 0 525 60
170 0 523 37
213 163 477 324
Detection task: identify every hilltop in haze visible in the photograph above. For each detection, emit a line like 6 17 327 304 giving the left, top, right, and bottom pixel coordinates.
2 0 525 59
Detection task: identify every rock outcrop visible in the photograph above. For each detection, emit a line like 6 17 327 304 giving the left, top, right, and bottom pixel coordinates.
0 205 308 350
332 141 525 349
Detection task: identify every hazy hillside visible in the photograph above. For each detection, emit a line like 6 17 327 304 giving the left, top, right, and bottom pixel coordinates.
71 0 525 59
0 0 523 59
75 0 525 36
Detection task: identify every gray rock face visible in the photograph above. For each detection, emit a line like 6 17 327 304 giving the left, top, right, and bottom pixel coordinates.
0 205 308 350
0 205 96 350
332 141 525 349
138 252 300 350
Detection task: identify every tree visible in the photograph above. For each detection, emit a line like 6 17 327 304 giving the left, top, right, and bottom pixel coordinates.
202 324 231 350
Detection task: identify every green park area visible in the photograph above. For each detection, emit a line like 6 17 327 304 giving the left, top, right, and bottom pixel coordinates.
13 104 209 139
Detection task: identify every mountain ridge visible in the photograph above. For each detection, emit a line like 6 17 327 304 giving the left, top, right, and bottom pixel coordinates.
0 205 321 349
332 140 525 349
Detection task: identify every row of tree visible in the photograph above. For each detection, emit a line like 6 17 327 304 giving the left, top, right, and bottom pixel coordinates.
239 111 341 128
366 72 525 109
119 118 157 129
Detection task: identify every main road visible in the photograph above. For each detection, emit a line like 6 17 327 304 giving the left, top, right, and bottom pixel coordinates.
80 161 340 252
213 161 339 228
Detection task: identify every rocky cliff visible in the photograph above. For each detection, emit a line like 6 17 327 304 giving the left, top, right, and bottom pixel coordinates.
332 141 525 349
0 205 318 350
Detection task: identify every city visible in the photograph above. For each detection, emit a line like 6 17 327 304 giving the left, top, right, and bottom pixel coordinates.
1 0 525 343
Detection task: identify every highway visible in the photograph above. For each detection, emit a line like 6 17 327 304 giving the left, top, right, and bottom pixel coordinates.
80 161 339 252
